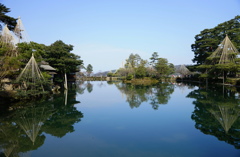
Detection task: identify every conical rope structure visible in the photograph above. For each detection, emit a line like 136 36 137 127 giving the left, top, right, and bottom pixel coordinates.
0 25 18 80
199 34 240 84
208 106 240 133
14 17 30 43
0 18 27 82
15 104 54 145
2 146 14 157
0 125 19 157
16 54 45 94
0 25 17 50
206 35 239 65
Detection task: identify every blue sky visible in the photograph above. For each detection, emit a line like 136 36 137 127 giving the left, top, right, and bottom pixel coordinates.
2 0 240 72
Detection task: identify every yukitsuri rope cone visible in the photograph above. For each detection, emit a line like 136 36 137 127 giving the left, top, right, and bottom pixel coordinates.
206 35 239 65
16 54 45 94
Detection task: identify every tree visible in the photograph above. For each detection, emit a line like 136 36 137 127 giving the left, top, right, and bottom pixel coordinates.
0 44 20 80
116 67 134 79
17 41 46 66
135 60 147 78
191 15 240 65
86 64 93 76
197 35 240 80
125 53 142 69
125 53 143 79
150 52 159 66
43 40 83 84
155 58 174 78
168 63 175 75
0 3 17 31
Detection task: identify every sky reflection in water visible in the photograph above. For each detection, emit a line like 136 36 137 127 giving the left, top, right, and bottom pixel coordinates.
0 81 240 157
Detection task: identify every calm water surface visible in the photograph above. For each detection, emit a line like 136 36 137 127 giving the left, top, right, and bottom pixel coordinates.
0 81 240 157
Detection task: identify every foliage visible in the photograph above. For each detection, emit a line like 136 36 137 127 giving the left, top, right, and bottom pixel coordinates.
155 58 174 78
107 72 113 77
42 71 52 80
192 15 240 65
107 72 118 77
125 53 142 69
199 73 209 78
14 77 51 99
149 52 159 67
135 60 147 78
126 74 133 80
117 53 174 80
17 42 46 63
0 3 17 31
0 6 83 97
0 33 18 79
43 40 83 84
193 17 240 80
0 43 20 80
0 55 20 79
117 67 134 78
86 64 93 76
124 53 143 78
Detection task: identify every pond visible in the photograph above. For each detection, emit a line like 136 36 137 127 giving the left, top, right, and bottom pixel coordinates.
0 81 240 157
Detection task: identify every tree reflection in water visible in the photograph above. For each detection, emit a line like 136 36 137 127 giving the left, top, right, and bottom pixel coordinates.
187 85 240 149
76 81 94 94
114 82 174 110
0 90 83 156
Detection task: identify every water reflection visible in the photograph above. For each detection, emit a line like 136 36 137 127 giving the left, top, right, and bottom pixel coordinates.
76 81 94 94
0 90 83 156
86 82 93 93
114 83 174 110
187 85 240 149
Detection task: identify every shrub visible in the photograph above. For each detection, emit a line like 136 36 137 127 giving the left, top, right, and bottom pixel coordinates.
126 75 133 80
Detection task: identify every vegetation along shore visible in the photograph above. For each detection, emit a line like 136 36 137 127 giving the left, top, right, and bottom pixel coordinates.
0 3 240 101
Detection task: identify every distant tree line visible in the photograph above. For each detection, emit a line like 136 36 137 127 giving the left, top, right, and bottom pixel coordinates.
113 52 174 80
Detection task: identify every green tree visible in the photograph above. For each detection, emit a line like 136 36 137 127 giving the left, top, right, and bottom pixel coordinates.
197 35 240 80
135 60 147 78
168 63 175 75
149 52 159 66
0 4 18 80
125 53 143 79
0 46 20 80
116 67 134 79
107 72 114 77
155 58 174 78
86 64 93 76
192 15 240 65
17 42 46 67
43 40 83 84
0 3 17 31
125 53 142 68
